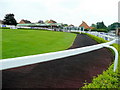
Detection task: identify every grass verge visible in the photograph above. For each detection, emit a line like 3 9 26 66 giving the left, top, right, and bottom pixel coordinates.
82 33 120 88
2 29 76 59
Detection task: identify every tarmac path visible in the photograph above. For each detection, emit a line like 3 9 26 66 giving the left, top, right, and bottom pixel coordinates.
2 34 114 88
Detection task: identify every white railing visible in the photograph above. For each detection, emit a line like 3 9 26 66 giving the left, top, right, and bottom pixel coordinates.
0 31 118 72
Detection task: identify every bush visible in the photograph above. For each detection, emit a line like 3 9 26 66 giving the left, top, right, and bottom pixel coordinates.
18 28 51 31
84 29 89 31
82 33 119 88
90 29 108 33
97 29 108 33
83 33 108 43
1 27 10 29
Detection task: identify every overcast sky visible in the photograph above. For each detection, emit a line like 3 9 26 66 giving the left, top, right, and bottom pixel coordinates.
0 0 119 26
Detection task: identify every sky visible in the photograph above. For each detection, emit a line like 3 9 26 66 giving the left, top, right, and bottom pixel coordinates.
0 0 119 26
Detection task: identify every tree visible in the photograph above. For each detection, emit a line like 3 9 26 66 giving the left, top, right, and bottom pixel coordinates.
91 23 96 28
45 20 49 23
38 20 44 24
63 24 68 27
108 22 120 30
96 21 107 29
3 13 17 25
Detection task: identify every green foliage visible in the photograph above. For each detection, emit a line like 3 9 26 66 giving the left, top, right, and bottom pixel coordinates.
18 28 46 30
84 28 108 33
83 33 108 43
2 29 76 59
3 13 17 25
97 29 108 32
1 27 10 29
84 29 89 31
96 21 107 29
91 23 97 28
63 24 68 27
90 29 108 32
38 20 44 24
82 33 119 88
108 22 120 30
83 64 119 88
45 20 49 23
71 32 80 34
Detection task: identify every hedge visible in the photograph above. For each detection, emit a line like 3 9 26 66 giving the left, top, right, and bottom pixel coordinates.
82 33 119 88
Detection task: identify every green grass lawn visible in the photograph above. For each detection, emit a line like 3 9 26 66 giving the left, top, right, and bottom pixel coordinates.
2 29 76 59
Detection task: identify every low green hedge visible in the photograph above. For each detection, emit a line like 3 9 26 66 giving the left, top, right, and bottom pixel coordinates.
82 33 119 88
83 33 108 43
1 27 10 29
90 29 108 33
18 28 41 30
84 29 108 32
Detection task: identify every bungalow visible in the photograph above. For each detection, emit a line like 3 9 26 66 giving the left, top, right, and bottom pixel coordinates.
48 20 57 23
79 21 94 30
19 19 31 24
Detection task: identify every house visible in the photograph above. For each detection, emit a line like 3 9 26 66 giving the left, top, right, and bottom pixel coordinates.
48 20 57 23
90 27 95 29
79 21 90 29
19 19 31 24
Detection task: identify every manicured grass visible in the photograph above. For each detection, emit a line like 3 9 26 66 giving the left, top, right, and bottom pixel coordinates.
82 33 120 88
2 29 76 59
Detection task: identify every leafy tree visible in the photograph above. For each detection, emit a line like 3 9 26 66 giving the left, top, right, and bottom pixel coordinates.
38 20 44 24
3 13 17 25
45 20 49 23
91 24 96 28
96 21 107 29
63 24 68 27
108 22 120 30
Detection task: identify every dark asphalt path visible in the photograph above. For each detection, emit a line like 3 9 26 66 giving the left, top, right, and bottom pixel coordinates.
2 34 114 88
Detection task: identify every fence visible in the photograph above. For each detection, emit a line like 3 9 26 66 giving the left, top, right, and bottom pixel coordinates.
0 31 118 72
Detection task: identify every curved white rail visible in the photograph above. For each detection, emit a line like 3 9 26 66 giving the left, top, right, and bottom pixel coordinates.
103 45 118 72
0 31 118 72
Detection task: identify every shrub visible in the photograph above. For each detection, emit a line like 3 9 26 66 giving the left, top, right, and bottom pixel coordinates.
90 29 108 33
82 33 119 88
1 27 10 29
97 29 108 33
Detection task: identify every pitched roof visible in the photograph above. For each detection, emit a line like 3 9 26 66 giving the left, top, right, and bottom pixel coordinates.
69 24 74 27
79 21 90 29
48 20 57 23
19 19 31 24
90 27 95 29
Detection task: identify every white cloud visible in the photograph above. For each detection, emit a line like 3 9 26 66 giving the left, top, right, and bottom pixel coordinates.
0 0 119 26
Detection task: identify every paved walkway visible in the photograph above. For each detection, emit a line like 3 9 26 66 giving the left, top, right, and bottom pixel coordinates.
2 34 114 88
